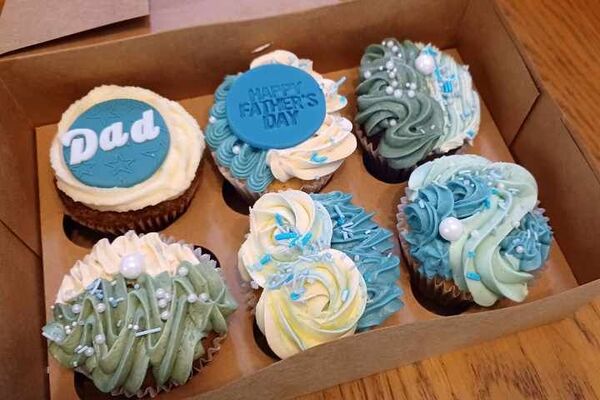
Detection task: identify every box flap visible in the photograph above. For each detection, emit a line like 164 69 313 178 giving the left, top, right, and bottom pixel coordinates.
0 0 149 55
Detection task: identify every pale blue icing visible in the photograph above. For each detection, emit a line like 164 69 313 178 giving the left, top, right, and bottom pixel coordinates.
311 192 403 330
206 75 274 192
500 211 552 272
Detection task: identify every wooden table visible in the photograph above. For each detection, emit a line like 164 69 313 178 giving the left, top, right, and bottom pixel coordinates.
300 1 600 399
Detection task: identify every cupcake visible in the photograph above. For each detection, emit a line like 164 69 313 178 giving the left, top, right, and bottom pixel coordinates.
355 39 480 183
50 85 204 234
396 155 553 309
206 50 357 203
238 190 403 358
41 231 237 397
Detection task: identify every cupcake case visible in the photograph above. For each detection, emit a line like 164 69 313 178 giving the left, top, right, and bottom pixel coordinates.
23 1 597 399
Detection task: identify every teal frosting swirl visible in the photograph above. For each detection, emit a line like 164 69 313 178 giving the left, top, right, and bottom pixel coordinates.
404 184 454 278
42 259 237 394
500 211 552 272
206 75 274 192
355 39 445 169
311 192 403 330
403 155 553 306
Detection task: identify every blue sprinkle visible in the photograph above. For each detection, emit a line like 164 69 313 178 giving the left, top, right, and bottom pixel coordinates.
467 250 476 259
466 129 475 138
442 81 453 93
275 213 285 227
334 205 345 223
301 232 313 246
491 188 499 195
341 289 349 302
260 254 272 265
483 198 491 209
290 291 302 301
310 152 328 163
466 271 481 281
275 232 298 241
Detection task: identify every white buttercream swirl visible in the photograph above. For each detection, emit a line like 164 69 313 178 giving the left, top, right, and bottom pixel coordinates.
238 190 333 286
56 231 199 304
266 115 357 182
50 85 204 212
255 248 367 359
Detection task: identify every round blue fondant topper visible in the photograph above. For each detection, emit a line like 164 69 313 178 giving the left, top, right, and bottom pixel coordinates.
225 64 326 149
61 99 170 188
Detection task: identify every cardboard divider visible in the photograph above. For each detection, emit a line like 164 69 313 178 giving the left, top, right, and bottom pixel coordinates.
36 62 578 399
510 92 600 284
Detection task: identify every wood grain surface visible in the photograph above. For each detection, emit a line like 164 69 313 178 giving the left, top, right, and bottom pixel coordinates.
300 1 600 399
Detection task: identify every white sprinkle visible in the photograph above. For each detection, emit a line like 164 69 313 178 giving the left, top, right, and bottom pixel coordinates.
135 327 162 337
132 324 139 331
187 293 198 303
199 293 210 302
156 288 166 299
94 334 106 345
157 298 168 309
178 266 189 277
95 303 106 313
71 304 82 314
208 116 217 124
127 324 133 329
160 311 170 320
84 347 95 357
251 42 272 54
389 119 397 126
363 70 372 79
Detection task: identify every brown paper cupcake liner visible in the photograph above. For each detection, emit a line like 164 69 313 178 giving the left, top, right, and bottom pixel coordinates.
211 151 332 204
58 168 202 235
355 126 466 184
396 198 473 309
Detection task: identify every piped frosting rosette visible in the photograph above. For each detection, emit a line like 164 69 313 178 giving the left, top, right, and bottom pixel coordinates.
42 232 237 396
238 190 403 358
396 155 552 307
355 38 480 173
206 50 356 199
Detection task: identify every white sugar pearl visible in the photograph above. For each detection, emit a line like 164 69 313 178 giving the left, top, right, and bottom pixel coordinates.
187 294 198 303
94 334 106 345
363 70 372 79
496 182 505 190
119 253 144 280
391 80 398 88
199 293 210 302
439 217 464 242
164 292 172 301
84 347 95 357
393 89 402 98
385 86 394 95
415 53 435 75
408 90 416 98
155 288 166 299
95 303 106 313
160 311 170 320
386 40 394 48
132 325 139 331
231 145 241 155
389 119 397 127
127 324 133 329
71 304 82 314
208 116 217 124
392 45 399 53
410 82 417 90
388 71 395 79
385 60 394 70
157 298 168 309
516 245 525 254
178 266 189 277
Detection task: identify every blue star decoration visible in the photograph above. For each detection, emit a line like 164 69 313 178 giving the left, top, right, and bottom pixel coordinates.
105 154 135 177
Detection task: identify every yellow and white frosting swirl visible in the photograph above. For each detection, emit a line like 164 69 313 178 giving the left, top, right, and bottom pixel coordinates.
255 249 367 359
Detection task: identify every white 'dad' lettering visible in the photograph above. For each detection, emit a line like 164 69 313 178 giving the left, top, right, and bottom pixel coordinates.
61 109 160 165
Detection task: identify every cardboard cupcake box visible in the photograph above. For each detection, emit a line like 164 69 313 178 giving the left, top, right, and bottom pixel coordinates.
1 0 599 399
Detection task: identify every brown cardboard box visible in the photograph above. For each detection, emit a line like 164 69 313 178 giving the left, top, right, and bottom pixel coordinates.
1 0 599 399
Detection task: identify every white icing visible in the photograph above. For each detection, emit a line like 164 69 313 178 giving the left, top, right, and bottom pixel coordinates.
266 115 357 182
50 85 204 212
238 190 332 286
56 231 199 303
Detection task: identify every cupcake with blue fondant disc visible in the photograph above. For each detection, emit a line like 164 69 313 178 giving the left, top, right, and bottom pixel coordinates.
238 190 403 358
206 50 357 203
356 39 480 183
396 155 553 309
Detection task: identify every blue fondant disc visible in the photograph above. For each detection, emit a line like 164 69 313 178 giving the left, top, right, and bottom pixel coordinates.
225 64 326 150
62 99 170 188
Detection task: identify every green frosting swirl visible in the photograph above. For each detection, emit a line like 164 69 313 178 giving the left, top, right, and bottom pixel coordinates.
355 39 444 169
42 259 236 394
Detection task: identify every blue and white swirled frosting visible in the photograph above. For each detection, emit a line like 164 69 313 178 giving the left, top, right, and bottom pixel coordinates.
356 39 480 169
238 190 403 358
400 155 552 306
206 50 357 194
